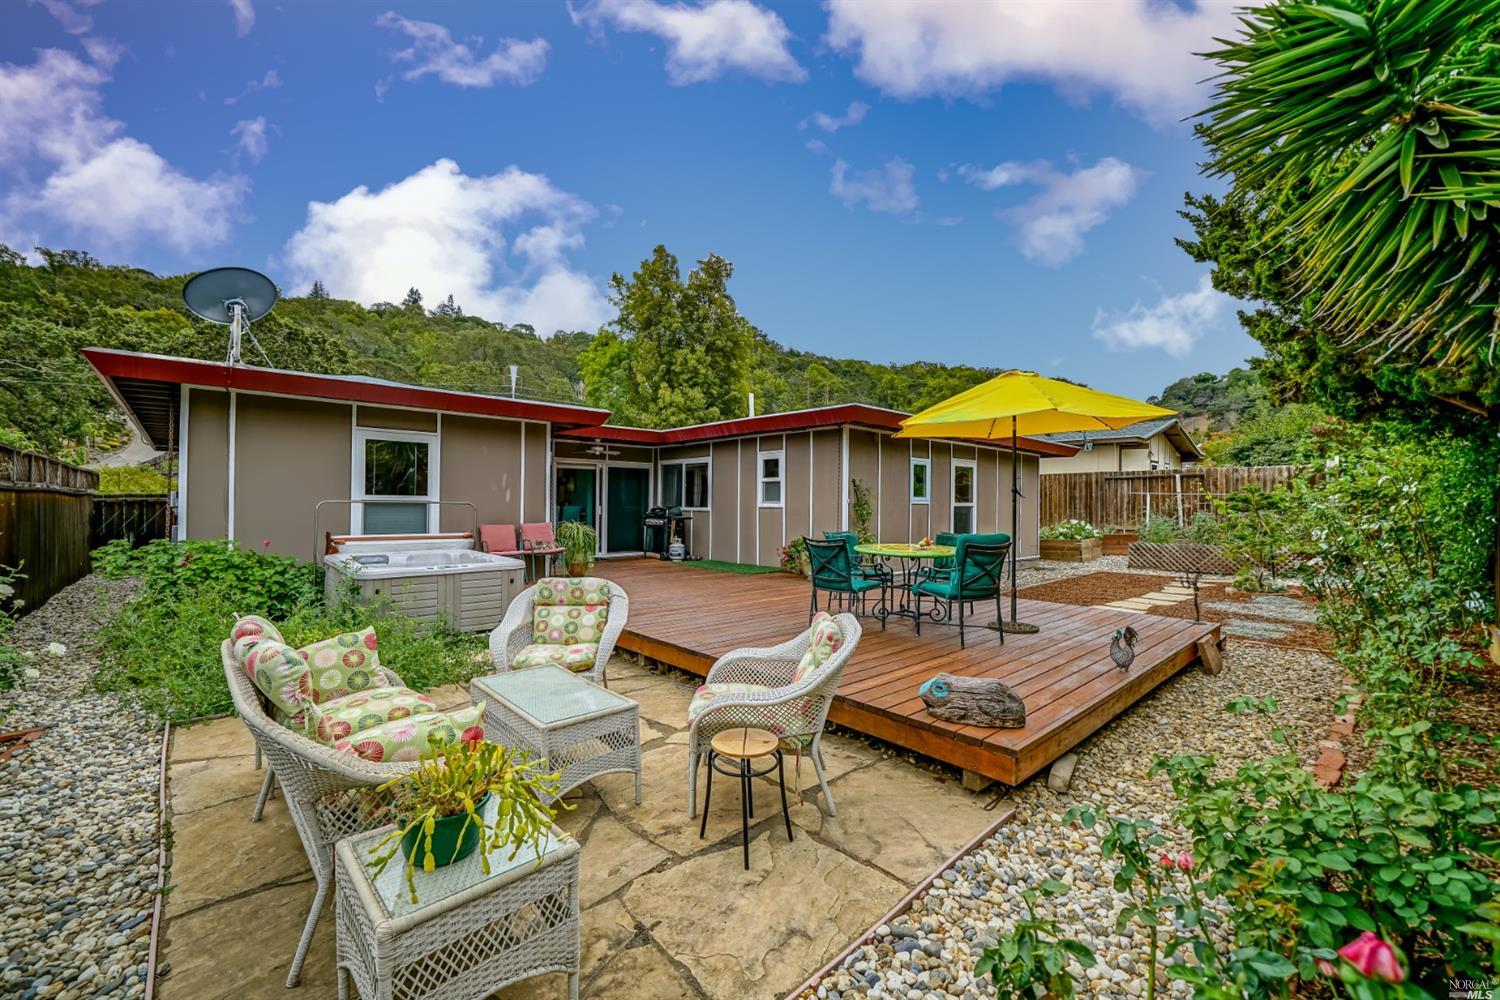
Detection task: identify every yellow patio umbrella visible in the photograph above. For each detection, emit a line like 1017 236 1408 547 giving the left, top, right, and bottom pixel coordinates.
895 370 1176 632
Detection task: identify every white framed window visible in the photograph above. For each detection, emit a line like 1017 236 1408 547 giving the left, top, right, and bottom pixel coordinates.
951 459 976 534
659 460 710 510
910 458 930 504
758 450 784 507
353 426 439 534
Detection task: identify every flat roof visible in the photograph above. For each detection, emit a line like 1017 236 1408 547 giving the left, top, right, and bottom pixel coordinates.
556 403 1078 456
82 348 611 449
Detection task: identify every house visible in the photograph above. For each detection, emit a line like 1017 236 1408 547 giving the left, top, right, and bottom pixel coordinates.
83 348 1073 566
1035 417 1202 474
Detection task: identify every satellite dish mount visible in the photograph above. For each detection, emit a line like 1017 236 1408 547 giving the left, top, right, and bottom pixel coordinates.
182 267 279 366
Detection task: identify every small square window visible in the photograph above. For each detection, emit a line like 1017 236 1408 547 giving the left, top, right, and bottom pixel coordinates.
759 452 783 507
910 458 930 504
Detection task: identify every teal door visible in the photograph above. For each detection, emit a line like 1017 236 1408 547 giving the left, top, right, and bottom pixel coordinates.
556 467 597 530
605 467 648 553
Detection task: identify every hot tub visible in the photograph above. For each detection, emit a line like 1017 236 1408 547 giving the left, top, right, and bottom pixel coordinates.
323 539 525 631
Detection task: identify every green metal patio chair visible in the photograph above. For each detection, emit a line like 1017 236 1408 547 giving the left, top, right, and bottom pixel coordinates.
823 530 893 587
912 533 1011 647
917 531 961 584
805 536 884 627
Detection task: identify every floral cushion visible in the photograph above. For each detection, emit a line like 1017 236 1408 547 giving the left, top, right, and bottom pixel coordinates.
535 577 610 607
531 604 609 645
295 627 382 703
688 681 821 738
332 703 485 763
303 686 438 744
511 643 600 672
791 612 845 684
231 614 282 646
245 640 317 717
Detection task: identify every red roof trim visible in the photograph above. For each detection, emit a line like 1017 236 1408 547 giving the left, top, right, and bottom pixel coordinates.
557 403 1077 456
82 348 611 427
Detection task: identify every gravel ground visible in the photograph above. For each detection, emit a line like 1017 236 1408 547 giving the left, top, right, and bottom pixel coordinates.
807 642 1343 1000
1 575 161 1000
1013 556 1134 588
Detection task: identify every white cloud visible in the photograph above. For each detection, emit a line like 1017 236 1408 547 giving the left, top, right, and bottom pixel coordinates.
224 68 282 106
823 0 1255 125
375 11 548 88
1092 274 1230 358
799 100 868 133
229 116 270 162
830 157 917 215
228 0 254 37
571 0 805 84
283 159 612 336
803 138 829 156
959 157 1139 265
31 0 103 35
0 47 247 254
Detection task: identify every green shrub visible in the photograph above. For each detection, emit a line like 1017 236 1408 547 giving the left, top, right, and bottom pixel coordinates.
92 540 486 722
1040 519 1101 541
1136 516 1181 543
0 563 27 693
96 464 171 495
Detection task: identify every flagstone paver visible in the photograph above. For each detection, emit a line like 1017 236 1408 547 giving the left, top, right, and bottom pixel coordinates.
155 654 1003 999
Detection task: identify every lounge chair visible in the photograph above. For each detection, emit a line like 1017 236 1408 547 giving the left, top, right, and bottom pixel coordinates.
686 611 860 818
489 576 628 687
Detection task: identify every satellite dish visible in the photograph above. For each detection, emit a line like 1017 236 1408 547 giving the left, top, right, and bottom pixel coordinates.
182 267 279 365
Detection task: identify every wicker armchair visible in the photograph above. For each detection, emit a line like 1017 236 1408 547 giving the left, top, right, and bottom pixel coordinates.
686 612 860 819
488 578 629 687
221 641 419 988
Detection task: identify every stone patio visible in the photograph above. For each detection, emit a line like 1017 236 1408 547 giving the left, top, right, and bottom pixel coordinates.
157 656 1009 999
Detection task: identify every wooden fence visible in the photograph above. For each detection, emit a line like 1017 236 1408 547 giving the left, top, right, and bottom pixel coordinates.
91 495 170 549
1039 466 1302 530
0 446 100 614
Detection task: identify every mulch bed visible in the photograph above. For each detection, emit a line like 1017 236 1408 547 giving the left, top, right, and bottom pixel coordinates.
1017 571 1332 651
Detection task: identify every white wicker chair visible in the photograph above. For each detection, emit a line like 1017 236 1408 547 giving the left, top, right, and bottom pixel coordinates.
488 580 629 687
221 641 420 988
687 612 860 819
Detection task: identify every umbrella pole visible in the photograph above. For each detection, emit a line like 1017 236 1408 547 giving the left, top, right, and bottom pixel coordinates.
1000 416 1039 634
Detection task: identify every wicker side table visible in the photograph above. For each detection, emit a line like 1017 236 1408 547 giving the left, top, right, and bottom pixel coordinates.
334 803 581 1000
471 666 642 805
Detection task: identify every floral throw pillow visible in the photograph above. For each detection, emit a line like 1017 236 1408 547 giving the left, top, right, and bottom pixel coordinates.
231 614 282 646
245 640 316 718
303 686 437 744
791 612 844 684
531 604 609 645
332 703 485 763
295 627 382 703
535 577 610 607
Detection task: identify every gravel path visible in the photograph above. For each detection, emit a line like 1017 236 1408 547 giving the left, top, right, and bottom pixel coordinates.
1 575 161 1000
809 642 1342 1000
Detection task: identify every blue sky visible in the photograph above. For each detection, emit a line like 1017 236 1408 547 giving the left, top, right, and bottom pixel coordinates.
4 0 1263 400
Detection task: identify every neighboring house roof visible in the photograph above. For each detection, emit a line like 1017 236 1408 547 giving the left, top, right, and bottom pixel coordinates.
82 348 611 449
1035 417 1203 461
557 403 1078 456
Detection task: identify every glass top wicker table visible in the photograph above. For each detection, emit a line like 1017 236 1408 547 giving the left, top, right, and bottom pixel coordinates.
470 666 642 805
334 797 581 1000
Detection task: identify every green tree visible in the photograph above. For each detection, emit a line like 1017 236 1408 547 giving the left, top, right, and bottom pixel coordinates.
401 287 423 313
307 280 329 300
596 245 753 428
432 294 461 318
802 362 840 407
1192 0 1500 421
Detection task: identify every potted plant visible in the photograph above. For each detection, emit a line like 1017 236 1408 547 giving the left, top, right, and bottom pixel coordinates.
1038 519 1104 562
366 737 564 904
555 520 597 576
779 537 811 577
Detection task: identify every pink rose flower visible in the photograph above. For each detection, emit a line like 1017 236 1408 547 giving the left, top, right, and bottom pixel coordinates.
1159 853 1175 869
1315 957 1336 976
1338 932 1403 983
1175 851 1193 871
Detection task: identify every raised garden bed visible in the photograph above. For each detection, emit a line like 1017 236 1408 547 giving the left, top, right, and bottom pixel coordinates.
1101 531 1136 556
1039 537 1103 562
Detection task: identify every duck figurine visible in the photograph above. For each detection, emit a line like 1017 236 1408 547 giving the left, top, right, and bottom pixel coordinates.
1110 626 1138 670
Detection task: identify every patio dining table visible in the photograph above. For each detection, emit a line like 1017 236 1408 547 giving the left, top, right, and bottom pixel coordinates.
854 542 956 627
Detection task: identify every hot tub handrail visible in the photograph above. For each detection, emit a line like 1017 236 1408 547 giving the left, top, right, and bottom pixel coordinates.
311 498 480 563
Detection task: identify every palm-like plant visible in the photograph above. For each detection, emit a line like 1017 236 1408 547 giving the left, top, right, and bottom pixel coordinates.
1199 0 1500 362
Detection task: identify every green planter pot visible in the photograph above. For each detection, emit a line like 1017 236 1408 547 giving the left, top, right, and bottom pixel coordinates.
400 792 492 869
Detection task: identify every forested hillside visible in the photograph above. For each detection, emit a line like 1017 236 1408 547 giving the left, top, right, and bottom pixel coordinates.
0 244 1003 459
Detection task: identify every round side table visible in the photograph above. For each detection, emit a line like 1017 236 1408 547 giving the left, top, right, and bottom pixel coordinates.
699 727 794 869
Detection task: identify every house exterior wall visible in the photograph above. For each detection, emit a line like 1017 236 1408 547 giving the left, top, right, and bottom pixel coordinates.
185 388 229 541
1040 433 1183 474
234 393 352 557
656 443 712 557
438 415 525 532
709 441 739 561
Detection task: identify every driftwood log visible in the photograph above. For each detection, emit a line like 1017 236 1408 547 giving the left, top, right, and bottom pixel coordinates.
919 673 1026 728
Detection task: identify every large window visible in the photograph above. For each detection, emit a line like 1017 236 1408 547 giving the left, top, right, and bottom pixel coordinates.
660 460 710 510
910 458 930 504
355 428 436 534
759 451 783 507
952 459 976 534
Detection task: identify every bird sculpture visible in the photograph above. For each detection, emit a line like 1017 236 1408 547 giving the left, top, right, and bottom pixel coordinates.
1109 626 1138 670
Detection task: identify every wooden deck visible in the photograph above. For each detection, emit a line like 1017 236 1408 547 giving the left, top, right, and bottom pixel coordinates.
596 559 1221 786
